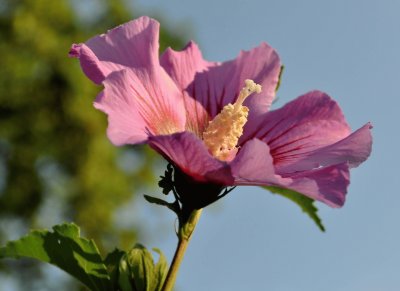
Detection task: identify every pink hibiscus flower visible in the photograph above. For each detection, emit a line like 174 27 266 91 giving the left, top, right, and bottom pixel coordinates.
70 16 372 208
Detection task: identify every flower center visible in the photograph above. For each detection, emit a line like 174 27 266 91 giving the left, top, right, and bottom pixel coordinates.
202 79 262 161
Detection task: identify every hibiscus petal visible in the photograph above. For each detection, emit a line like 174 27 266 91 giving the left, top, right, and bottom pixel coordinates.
148 132 234 185
278 123 373 173
186 42 281 120
241 91 352 173
231 139 289 185
69 16 159 84
285 163 350 208
160 41 214 135
94 67 186 145
231 139 349 207
160 41 215 91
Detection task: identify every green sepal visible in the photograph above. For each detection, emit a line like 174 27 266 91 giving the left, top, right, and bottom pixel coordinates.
0 223 112 290
158 163 174 195
262 186 325 232
118 244 168 291
143 194 180 215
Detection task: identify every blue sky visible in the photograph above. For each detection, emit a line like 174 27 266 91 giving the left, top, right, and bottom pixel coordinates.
130 0 400 290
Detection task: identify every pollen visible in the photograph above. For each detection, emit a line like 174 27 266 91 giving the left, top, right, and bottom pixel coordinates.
203 79 262 161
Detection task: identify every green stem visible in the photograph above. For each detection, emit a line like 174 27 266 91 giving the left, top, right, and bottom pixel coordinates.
161 209 203 291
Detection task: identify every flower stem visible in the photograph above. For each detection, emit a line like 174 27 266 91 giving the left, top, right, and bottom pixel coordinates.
162 208 203 291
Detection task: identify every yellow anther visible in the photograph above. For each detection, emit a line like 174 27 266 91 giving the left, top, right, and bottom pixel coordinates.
203 79 262 161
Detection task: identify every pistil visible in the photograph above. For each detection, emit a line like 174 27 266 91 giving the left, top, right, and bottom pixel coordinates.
203 79 262 161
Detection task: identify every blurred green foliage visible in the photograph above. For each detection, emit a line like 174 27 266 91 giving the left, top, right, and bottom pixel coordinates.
0 0 185 289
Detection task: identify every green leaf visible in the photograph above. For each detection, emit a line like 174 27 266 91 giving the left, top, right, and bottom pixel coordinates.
275 65 285 92
129 244 155 291
262 186 325 231
118 257 135 291
118 244 168 291
105 248 126 290
0 223 112 291
104 248 126 268
152 248 168 291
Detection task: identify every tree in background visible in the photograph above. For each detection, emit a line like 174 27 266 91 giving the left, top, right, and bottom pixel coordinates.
0 0 185 289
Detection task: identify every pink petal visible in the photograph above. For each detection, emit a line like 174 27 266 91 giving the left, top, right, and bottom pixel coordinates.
241 91 352 173
162 42 281 132
160 41 215 91
231 139 290 185
160 41 214 135
69 16 160 84
148 132 234 185
94 67 186 145
231 139 350 207
194 43 281 118
285 163 350 208
160 41 279 136
278 123 373 173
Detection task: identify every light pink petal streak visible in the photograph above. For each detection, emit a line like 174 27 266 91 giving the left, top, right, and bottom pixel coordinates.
69 16 160 84
148 132 234 185
94 67 186 145
160 41 215 135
